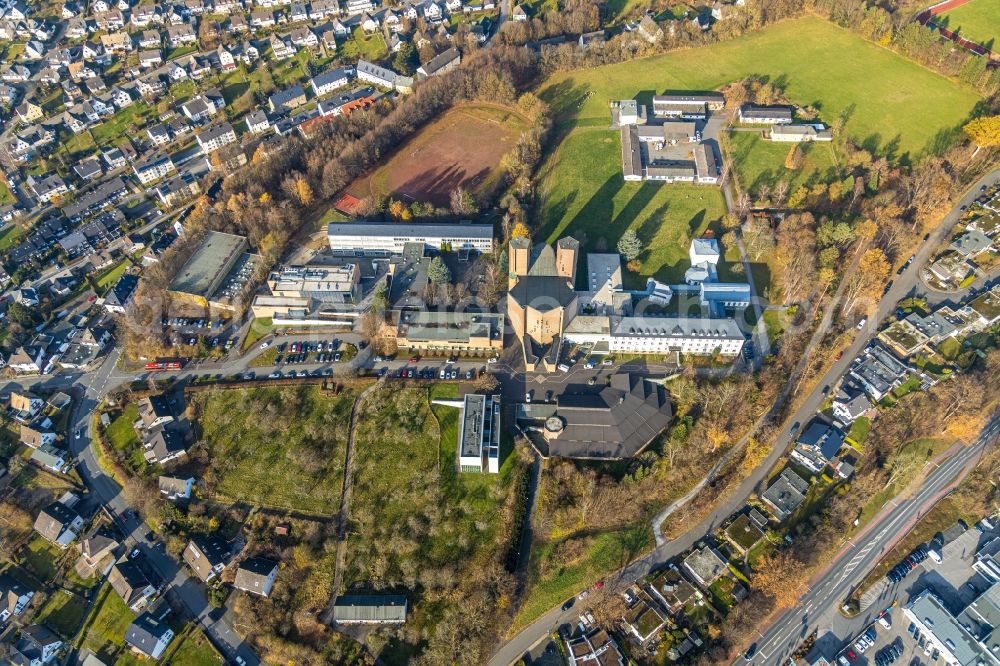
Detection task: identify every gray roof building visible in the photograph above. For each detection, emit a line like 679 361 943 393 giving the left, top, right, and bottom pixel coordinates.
332 595 407 624
761 468 810 520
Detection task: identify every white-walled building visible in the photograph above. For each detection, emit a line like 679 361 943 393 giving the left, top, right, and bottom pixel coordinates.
458 394 500 474
327 222 494 256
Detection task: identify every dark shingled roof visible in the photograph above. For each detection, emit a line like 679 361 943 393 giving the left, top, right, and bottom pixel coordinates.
547 373 672 458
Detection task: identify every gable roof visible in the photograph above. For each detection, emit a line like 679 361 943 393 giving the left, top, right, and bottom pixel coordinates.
109 559 153 607
233 556 277 593
125 612 172 656
183 535 230 580
34 501 80 542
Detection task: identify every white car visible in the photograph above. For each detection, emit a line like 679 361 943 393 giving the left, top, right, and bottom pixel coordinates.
856 318 867 330
487 356 498 364
260 341 270 349
878 614 891 629
602 358 613 366
525 391 532 403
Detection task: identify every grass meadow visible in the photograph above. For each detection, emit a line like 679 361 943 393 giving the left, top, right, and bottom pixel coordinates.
538 16 980 159
537 128 728 288
725 130 841 194
194 385 360 514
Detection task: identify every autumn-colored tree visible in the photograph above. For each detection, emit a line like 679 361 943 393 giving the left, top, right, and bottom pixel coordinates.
855 218 878 241
473 373 500 393
753 551 808 608
388 199 412 220
844 247 890 314
963 115 1000 156
784 144 803 170
258 192 271 204
295 177 314 206
511 222 530 239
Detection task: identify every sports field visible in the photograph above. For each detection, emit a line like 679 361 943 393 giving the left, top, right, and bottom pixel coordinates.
938 0 1000 49
726 130 841 194
349 103 529 207
536 128 728 288
538 16 980 159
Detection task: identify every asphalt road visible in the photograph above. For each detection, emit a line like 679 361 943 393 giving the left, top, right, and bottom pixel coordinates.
747 417 1000 665
487 168 1000 666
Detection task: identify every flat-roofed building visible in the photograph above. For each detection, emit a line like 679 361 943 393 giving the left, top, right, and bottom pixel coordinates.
739 104 793 125
770 123 833 142
652 92 725 116
904 588 1000 666
266 263 361 304
390 310 504 352
169 231 248 305
332 595 407 624
458 393 500 474
327 222 494 256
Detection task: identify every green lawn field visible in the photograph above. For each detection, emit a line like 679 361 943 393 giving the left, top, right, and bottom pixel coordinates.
35 589 88 639
939 0 1000 49
538 16 980 159
194 385 358 514
726 130 841 194
537 128 728 288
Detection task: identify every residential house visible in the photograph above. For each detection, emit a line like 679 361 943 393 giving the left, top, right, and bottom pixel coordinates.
99 31 131 52
233 557 278 596
30 443 68 473
147 123 172 146
28 174 70 204
166 23 197 46
8 348 43 374
268 84 306 112
158 475 194 500
143 426 187 464
137 397 177 433
216 44 236 70
125 613 174 659
0 574 34 623
250 9 274 26
155 173 201 207
34 499 85 549
246 109 271 134
832 385 871 425
637 15 662 42
9 625 63 666
138 48 162 67
10 392 44 421
790 420 845 474
310 66 351 96
268 33 295 58
847 343 911 402
289 1 307 20
132 151 176 184
79 528 119 571
511 3 527 20
73 155 104 180
15 100 43 123
761 468 810 521
195 122 237 152
181 90 224 121
290 26 317 47
564 628 625 666
183 534 232 582
104 274 139 313
109 558 157 611
951 229 993 259
681 544 727 588
416 46 459 79
20 425 56 449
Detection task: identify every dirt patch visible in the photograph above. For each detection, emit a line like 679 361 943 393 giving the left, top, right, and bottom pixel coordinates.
348 104 528 207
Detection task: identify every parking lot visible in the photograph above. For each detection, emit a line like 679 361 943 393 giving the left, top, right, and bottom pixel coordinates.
839 612 939 666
